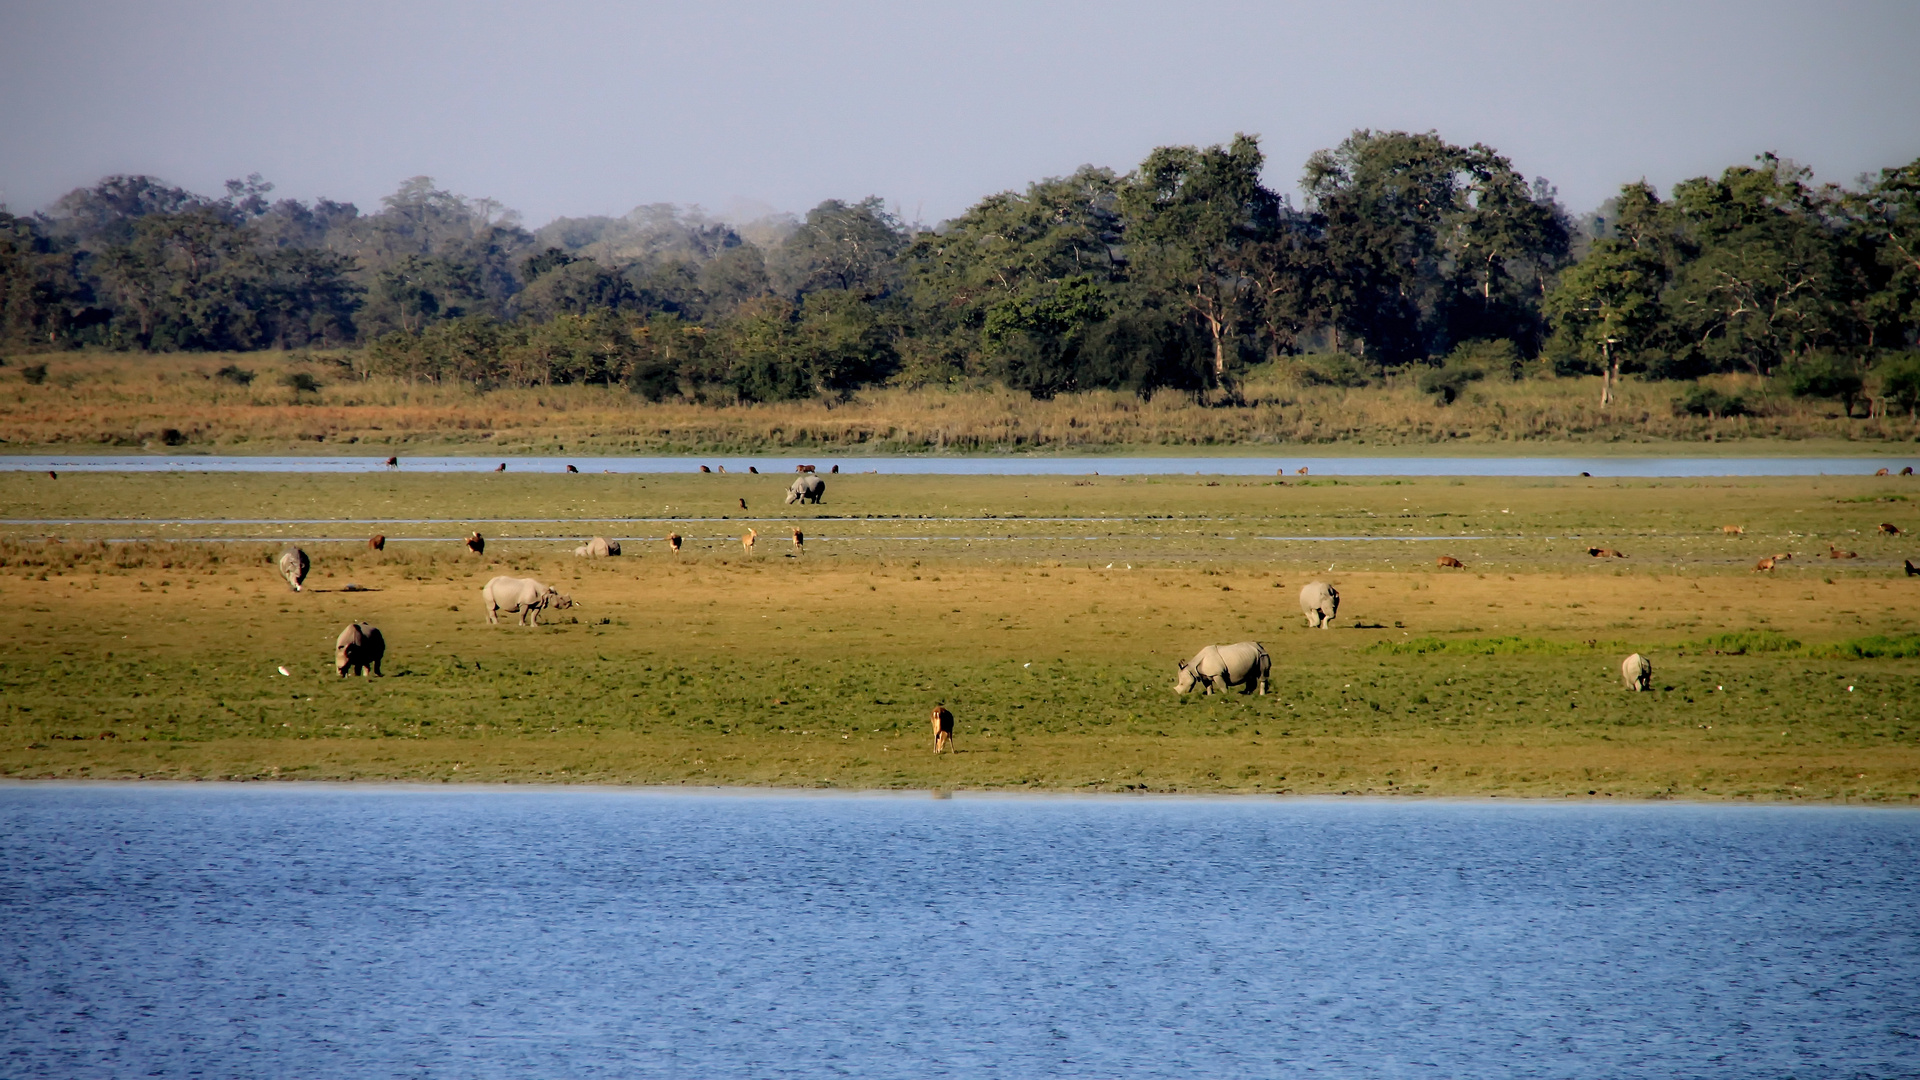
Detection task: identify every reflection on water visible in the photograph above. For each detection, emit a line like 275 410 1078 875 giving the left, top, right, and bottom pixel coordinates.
3 786 1915 1079
4 453 1918 476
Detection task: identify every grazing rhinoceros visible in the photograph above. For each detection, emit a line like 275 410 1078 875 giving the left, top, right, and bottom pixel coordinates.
785 474 826 505
482 576 575 626
279 548 309 591
1621 653 1652 691
335 622 385 677
574 535 620 557
1176 641 1270 695
1299 581 1339 629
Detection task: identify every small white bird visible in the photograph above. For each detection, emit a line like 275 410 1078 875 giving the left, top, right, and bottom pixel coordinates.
277 666 291 677
1106 563 1113 569
1024 662 1031 668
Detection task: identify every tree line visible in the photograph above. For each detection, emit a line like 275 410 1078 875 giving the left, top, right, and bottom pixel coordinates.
3 132 1917 412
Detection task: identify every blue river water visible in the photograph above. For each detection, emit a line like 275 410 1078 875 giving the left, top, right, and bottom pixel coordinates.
2 786 1915 1079
4 453 1919 476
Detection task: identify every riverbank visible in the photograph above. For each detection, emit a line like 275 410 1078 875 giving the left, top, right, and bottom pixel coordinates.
4 351 1918 453
2 473 1916 799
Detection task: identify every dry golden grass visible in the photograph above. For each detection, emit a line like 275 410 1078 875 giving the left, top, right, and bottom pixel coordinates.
2 351 1915 451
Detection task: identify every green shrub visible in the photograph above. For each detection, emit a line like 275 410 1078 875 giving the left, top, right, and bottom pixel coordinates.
1367 636 1602 656
1292 352 1377 388
1673 385 1751 419
1780 351 1866 416
1872 351 1920 418
214 364 255 386
281 371 322 394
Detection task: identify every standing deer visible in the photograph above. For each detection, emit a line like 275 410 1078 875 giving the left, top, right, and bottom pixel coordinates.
931 706 954 752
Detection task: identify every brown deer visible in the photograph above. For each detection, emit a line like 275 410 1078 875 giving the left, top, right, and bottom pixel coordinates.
797 464 817 473
1878 523 1902 535
792 528 804 553
384 456 398 468
1876 468 1890 476
699 465 711 473
465 531 485 555
1588 547 1627 558
1829 544 1858 559
667 532 682 553
368 534 385 551
1436 555 1464 568
566 464 578 473
493 463 506 472
931 705 954 752
1721 525 1744 535
742 528 757 555
1754 556 1776 572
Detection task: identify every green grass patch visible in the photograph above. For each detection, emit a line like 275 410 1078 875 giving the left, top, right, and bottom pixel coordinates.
1690 631 1803 655
1368 636 1615 656
1817 634 1920 659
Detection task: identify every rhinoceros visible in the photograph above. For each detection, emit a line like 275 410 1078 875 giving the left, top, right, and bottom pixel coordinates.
574 535 620 557
1176 641 1270 695
1299 581 1339 629
785 474 826 505
1622 653 1652 691
279 548 309 591
335 622 385 677
482 576 575 626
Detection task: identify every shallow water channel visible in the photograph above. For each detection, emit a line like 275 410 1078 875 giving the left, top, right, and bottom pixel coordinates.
5 453 1919 476
3 785 1915 1078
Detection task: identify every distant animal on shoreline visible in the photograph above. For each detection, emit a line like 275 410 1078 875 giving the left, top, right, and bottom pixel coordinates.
831 465 839 473
368 534 385 551
482 576 573 626
739 498 748 510
384 456 398 468
1904 466 1915 476
575 536 619 557
1906 559 1918 576
1755 556 1777 572
493 463 505 472
717 465 727 474
1879 523 1902 535
742 528 757 555
1176 641 1270 696
1300 581 1339 629
278 548 309 591
786 474 826 505
1297 467 1309 475
1772 552 1793 562
566 464 578 473
792 528 804 553
47 471 56 479
1829 543 1858 559
931 705 954 752
335 622 385 677
1721 525 1744 535
1588 547 1626 558
700 465 711 473
1621 653 1651 692
1436 555 1464 568
797 464 816 473
1876 468 1890 476
748 466 758 474
667 532 682 553
464 531 485 555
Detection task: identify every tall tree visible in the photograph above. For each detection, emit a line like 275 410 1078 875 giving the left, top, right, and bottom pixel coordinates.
1118 134 1280 383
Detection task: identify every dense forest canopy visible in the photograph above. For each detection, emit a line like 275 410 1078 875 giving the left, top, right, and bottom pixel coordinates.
3 132 1918 412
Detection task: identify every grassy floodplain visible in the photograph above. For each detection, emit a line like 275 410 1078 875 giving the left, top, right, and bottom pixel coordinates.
4 351 1919 453
2 469 1918 800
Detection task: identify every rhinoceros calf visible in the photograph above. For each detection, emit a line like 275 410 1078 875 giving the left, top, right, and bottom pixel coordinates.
1299 581 1339 629
785 474 826 505
483 576 575 626
1176 641 1270 695
574 535 620 557
1621 653 1652 691
279 548 309 591
335 622 385 677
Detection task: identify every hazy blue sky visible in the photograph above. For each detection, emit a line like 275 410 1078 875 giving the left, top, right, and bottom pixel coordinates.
2 0 1915 226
